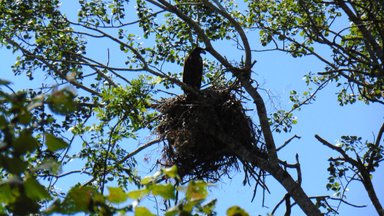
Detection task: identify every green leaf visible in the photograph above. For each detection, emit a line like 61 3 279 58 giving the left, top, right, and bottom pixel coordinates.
150 184 175 199
44 133 68 152
17 110 32 125
47 88 77 115
24 176 51 200
226 206 249 216
1 156 28 175
35 158 61 175
163 165 178 179
135 206 155 216
165 206 179 216
186 181 208 202
50 186 100 214
140 176 154 185
201 199 217 214
13 130 39 155
107 187 128 203
0 184 18 203
126 189 149 200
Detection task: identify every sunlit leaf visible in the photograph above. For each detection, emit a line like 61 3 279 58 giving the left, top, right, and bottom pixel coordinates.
186 181 208 202
140 176 154 185
107 187 128 203
163 165 178 179
226 206 249 216
134 206 155 216
126 189 149 200
150 184 175 199
165 206 178 216
201 199 217 214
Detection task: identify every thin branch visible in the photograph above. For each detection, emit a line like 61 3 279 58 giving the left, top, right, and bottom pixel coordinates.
277 135 301 151
83 139 161 187
202 0 252 69
272 194 288 215
316 134 384 215
53 170 92 178
335 0 383 63
285 194 292 216
117 139 161 165
5 38 101 97
367 123 384 171
296 154 302 185
315 134 359 167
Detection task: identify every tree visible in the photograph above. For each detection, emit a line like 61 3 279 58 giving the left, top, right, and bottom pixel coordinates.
0 0 382 215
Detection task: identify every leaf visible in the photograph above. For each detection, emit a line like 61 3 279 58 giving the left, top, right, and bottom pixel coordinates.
140 176 154 185
163 165 178 179
201 199 217 214
51 186 100 214
1 156 28 175
165 206 179 216
107 187 128 203
47 88 77 115
226 206 249 216
13 130 39 155
186 181 208 202
134 206 155 216
0 184 18 203
35 158 61 175
150 184 175 199
24 176 50 200
44 133 68 152
126 189 149 200
27 94 44 111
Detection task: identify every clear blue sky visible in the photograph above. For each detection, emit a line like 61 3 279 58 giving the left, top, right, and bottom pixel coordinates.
1 1 383 215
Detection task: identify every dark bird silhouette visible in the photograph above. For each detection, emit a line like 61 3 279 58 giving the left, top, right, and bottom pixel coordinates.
182 47 206 94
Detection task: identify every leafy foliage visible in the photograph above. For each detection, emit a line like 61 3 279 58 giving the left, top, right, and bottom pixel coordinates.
246 0 384 105
0 0 382 215
0 80 73 214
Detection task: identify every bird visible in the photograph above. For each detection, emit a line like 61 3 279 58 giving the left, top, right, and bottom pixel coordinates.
182 47 206 94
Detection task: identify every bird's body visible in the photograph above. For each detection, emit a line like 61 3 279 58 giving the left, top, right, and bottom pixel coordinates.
182 47 205 94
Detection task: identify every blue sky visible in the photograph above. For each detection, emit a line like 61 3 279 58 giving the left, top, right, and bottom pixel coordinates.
1 1 383 215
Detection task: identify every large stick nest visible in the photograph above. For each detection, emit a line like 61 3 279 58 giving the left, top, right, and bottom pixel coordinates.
156 88 266 182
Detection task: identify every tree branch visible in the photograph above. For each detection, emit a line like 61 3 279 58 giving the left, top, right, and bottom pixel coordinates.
6 39 102 97
316 134 384 215
201 0 252 69
277 135 301 152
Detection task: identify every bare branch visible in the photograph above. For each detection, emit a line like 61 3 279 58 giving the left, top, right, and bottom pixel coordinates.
277 135 301 152
118 139 161 165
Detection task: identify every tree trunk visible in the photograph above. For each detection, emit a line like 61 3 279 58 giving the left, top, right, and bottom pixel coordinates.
232 144 323 216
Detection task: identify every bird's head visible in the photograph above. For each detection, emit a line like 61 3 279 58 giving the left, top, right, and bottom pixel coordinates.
193 47 206 55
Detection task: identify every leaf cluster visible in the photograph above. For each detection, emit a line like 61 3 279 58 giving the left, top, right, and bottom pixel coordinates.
0 80 74 215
